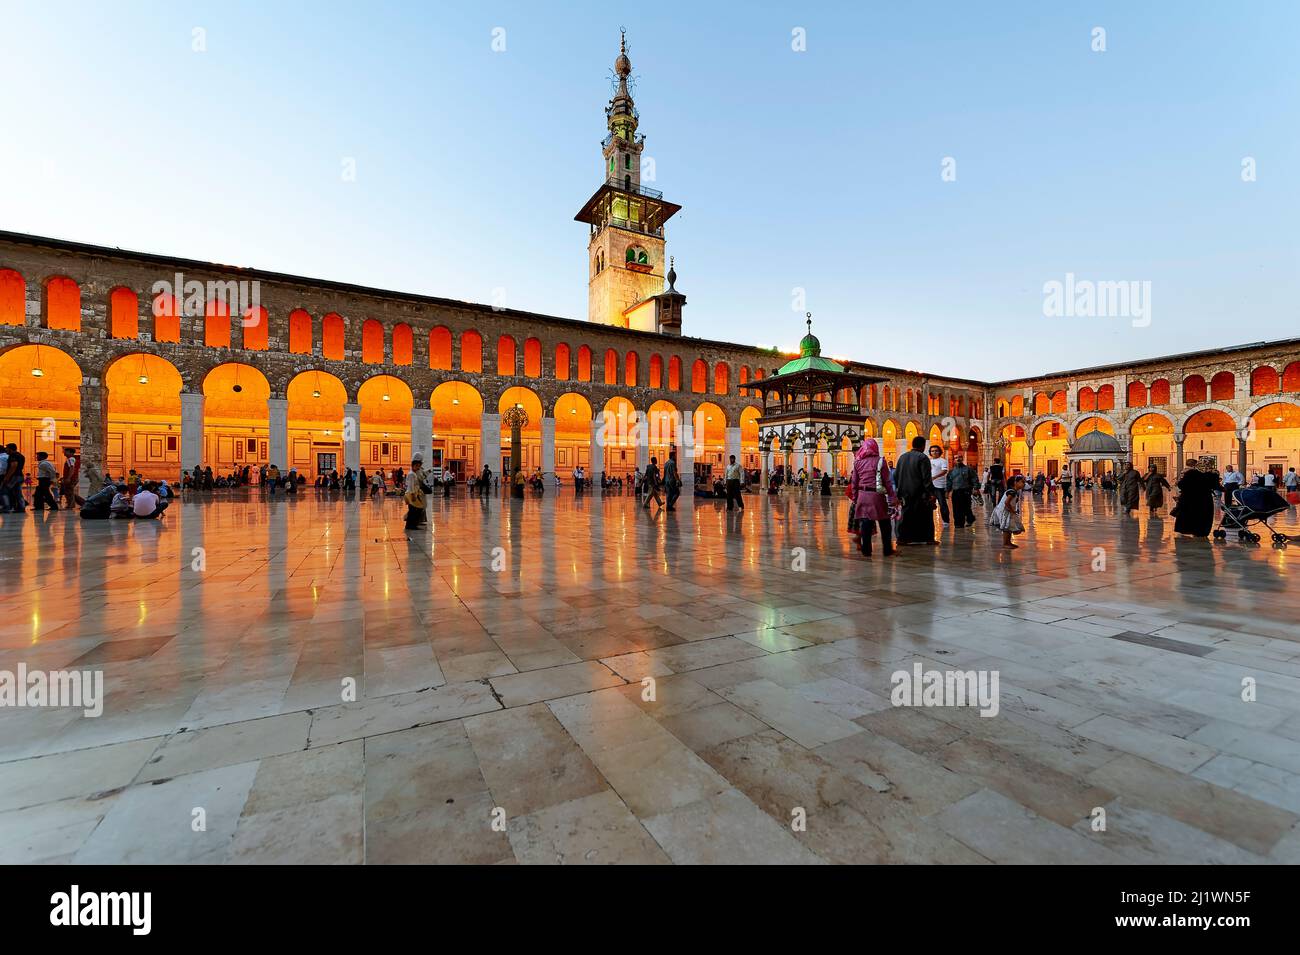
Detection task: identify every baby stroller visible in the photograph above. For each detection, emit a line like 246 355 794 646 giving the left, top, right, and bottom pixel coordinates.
1214 487 1292 545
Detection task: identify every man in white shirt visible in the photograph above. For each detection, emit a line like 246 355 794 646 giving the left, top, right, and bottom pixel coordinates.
725 454 745 512
1222 466 1243 505
1284 468 1299 494
131 482 167 518
928 445 951 525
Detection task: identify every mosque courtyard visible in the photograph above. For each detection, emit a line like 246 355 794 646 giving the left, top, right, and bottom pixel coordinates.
1 488 1298 865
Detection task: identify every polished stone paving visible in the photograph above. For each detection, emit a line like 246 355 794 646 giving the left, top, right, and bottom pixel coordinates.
1 486 1299 864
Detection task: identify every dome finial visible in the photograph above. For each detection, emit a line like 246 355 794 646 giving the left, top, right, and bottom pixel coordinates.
798 312 821 358
615 28 632 77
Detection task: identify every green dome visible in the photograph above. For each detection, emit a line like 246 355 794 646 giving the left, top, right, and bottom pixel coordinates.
799 333 821 357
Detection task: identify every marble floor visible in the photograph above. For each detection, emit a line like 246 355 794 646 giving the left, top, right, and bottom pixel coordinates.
1 485 1299 864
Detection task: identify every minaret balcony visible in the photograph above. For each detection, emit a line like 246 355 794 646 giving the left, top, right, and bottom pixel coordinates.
592 217 664 239
603 176 662 200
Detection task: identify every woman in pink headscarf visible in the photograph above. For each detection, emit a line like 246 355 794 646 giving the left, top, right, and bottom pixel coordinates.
848 438 898 556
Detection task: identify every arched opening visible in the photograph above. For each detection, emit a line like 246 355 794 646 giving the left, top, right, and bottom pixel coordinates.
497 336 517 376
577 345 593 382
1033 393 1049 416
429 326 453 370
1097 385 1115 411
998 424 1027 476
460 331 482 373
1075 416 1116 438
713 363 730 395
322 313 346 360
0 344 82 471
498 386 542 476
153 293 181 343
649 354 663 389
1210 371 1235 402
1150 378 1170 405
1251 366 1280 396
554 343 571 380
692 402 726 480
204 298 231 349
691 359 708 394
1183 408 1236 472
1129 413 1174 475
624 351 638 388
1127 381 1147 408
1010 395 1024 417
738 366 750 397
0 269 24 326
880 420 899 464
1032 420 1068 477
555 392 593 477
966 426 981 467
242 305 269 351
288 309 312 355
524 337 542 377
1183 374 1207 404
1050 390 1067 414
601 396 637 480
358 375 413 472
1283 362 1300 393
430 381 484 480
362 319 385 364
647 400 680 469
43 276 80 331
286 370 347 480
604 349 619 385
668 356 682 391
202 363 271 479
392 323 414 366
109 287 138 340
105 353 183 480
1243 402 1300 483
740 406 761 472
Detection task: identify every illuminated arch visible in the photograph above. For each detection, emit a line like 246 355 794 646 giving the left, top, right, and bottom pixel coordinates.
105 353 184 479
691 359 708 394
1182 374 1207 404
668 355 682 391
1150 378 1170 405
431 380 485 479
362 319 385 364
429 326 452 370
460 330 482 373
524 337 542 377
496 335 517 376
624 351 638 388
204 298 231 349
604 348 619 385
1126 381 1147 408
554 343 571 380
1251 366 1280 396
288 309 312 355
648 399 681 459
0 344 82 464
242 305 269 351
357 375 414 466
109 287 139 340
43 276 80 331
1209 371 1235 402
577 345 593 382
713 363 730 395
649 354 663 389
391 323 413 366
322 313 346 361
0 269 24 326
153 292 181 343
1074 415 1117 438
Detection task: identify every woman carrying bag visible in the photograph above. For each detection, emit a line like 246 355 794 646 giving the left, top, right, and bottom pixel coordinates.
403 456 430 531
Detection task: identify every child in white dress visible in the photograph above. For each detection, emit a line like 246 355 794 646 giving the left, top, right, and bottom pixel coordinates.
990 475 1026 548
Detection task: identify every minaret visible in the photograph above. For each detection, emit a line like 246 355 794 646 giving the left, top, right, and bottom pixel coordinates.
574 31 683 333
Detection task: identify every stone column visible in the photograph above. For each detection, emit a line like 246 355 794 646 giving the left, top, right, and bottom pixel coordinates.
411 406 433 467
1174 434 1185 475
541 415 556 484
1237 435 1248 476
343 402 361 472
482 413 501 479
635 412 650 473
760 447 769 489
725 426 741 470
678 422 695 494
1026 439 1035 478
180 392 205 474
589 420 604 487
267 397 288 471
78 377 108 493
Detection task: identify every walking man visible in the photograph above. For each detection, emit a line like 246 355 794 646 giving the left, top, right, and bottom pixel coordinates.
928 445 950 525
894 436 936 545
948 458 977 528
644 456 664 510
725 454 745 512
33 451 60 510
664 453 682 510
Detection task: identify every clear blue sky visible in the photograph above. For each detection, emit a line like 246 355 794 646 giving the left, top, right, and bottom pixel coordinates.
1 1 1295 380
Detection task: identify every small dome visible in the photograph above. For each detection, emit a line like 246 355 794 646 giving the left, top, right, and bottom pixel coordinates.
799 332 821 357
615 51 631 76
1068 430 1124 455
